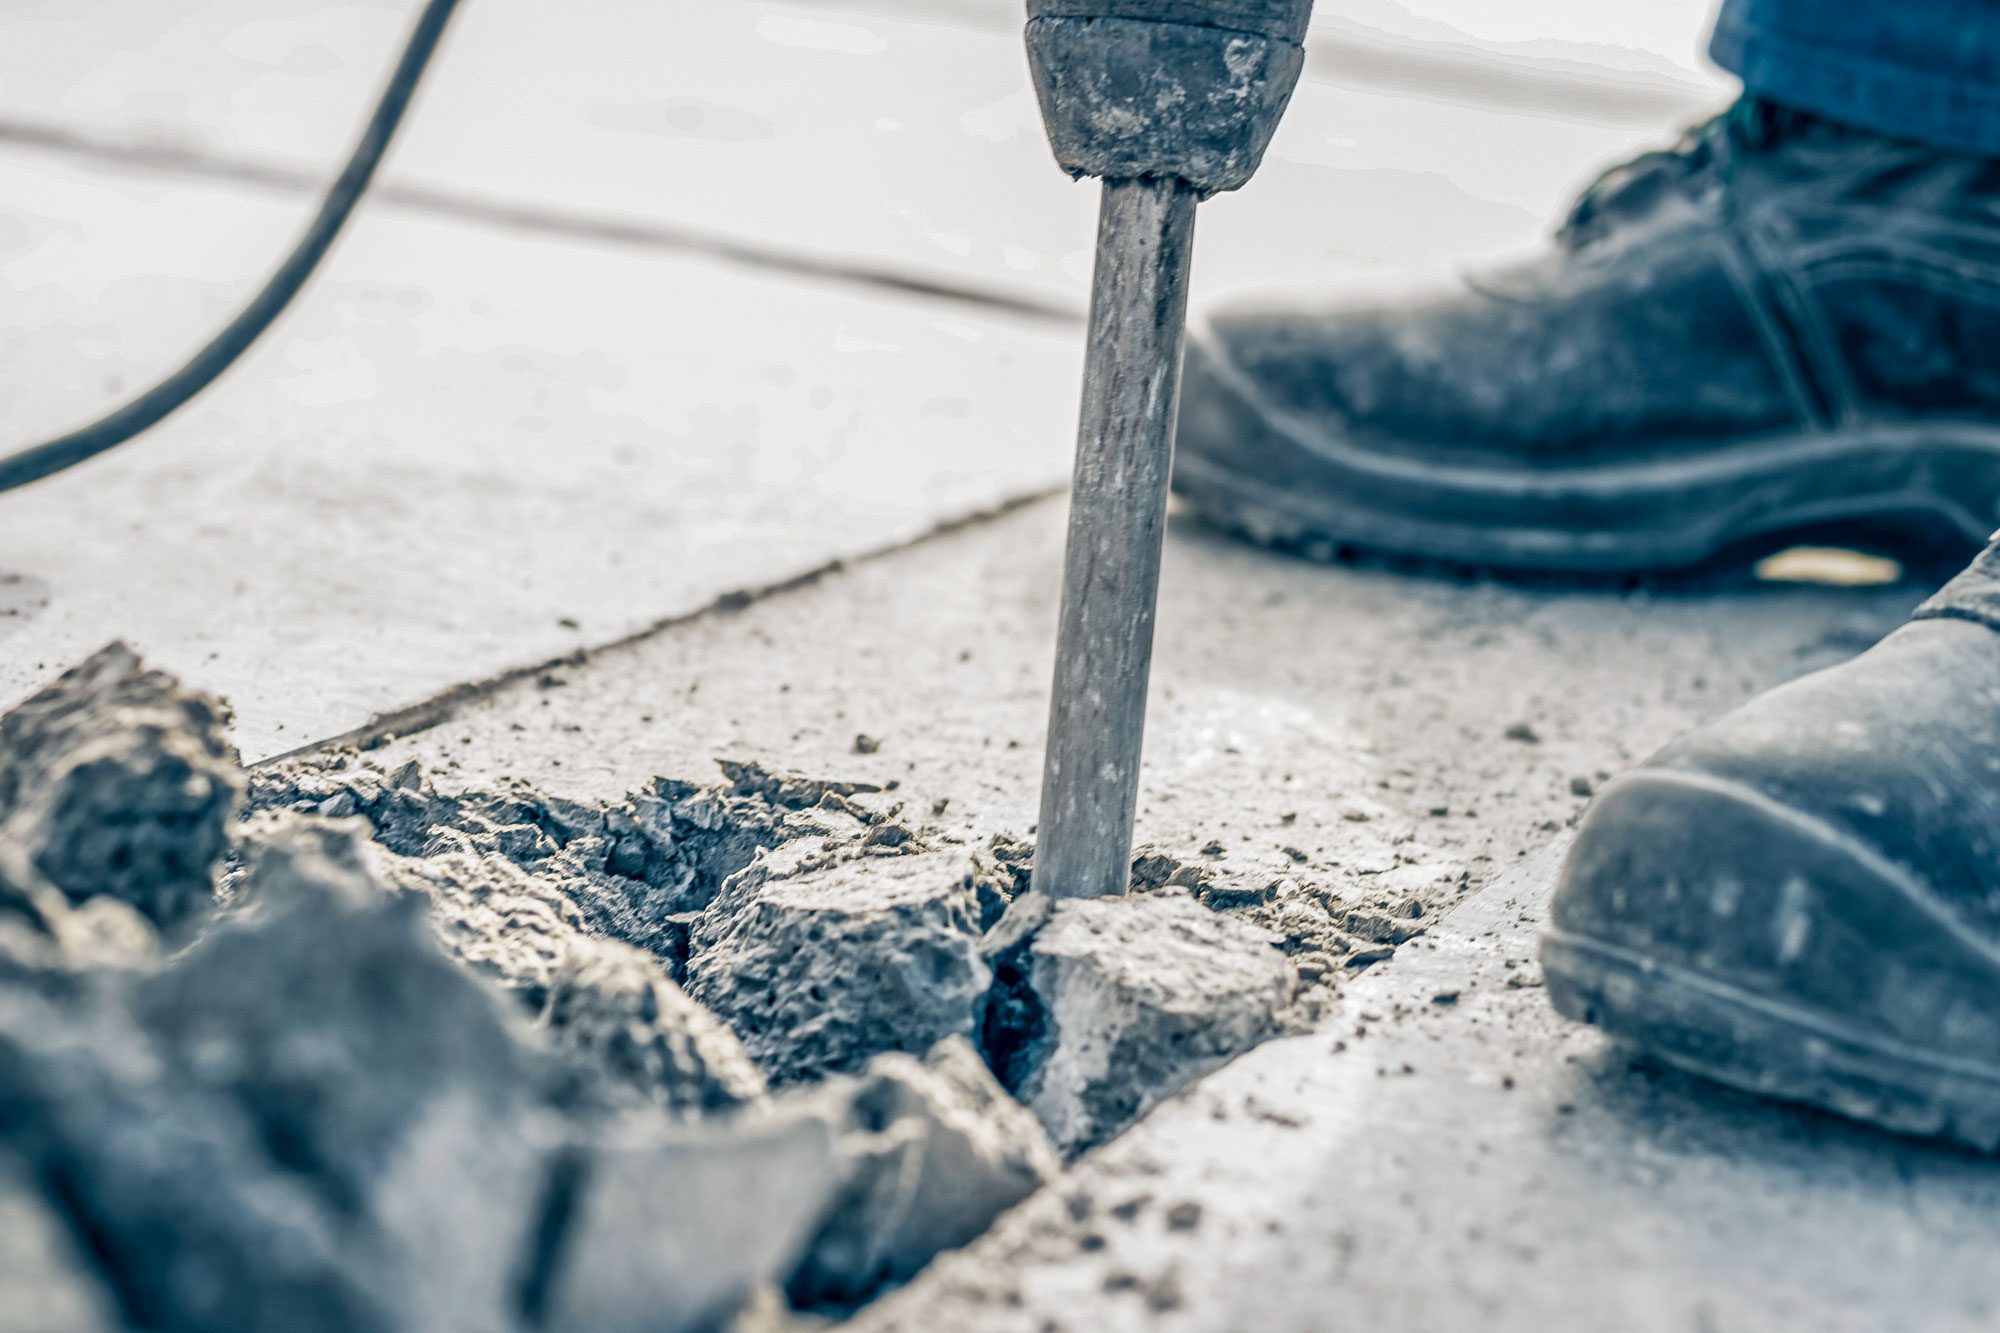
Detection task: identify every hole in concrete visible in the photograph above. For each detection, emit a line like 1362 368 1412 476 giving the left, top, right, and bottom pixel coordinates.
0 647 1326 1330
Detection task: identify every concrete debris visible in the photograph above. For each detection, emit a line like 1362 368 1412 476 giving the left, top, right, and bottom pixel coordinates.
0 1157 122 1333
0 649 1334 1331
530 1108 846 1333
243 811 767 1118
0 644 240 927
1128 847 1211 894
791 1037 1058 1310
1339 904 1429 946
540 936 767 1115
716 758 880 809
987 891 1298 1154
248 754 798 968
689 849 997 1085
369 841 591 1002
0 815 547 1333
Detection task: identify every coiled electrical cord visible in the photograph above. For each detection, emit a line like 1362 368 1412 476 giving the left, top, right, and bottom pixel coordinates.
0 0 461 493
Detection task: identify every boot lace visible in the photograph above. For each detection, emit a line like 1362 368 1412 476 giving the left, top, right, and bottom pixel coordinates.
1558 98 1813 247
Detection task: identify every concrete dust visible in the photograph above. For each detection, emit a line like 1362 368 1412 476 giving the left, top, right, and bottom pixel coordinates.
0 647 1316 1330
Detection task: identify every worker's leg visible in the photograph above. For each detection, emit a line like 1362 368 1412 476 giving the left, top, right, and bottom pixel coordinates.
1172 3 2000 575
1711 0 2000 157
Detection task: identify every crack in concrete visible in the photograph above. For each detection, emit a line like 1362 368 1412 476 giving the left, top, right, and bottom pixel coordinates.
0 116 1084 329
253 486 1064 769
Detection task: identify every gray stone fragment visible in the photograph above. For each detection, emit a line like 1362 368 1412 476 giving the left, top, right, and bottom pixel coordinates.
1006 891 1297 1153
340 829 765 1115
247 757 806 965
0 814 550 1333
687 850 993 1085
135 816 549 1333
533 1106 847 1333
541 936 766 1114
0 1157 121 1333
790 1037 1059 1309
0 645 240 926
369 842 590 1006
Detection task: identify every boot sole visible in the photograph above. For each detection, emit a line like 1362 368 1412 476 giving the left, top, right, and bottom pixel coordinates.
1175 329 2000 574
1544 928 2000 1153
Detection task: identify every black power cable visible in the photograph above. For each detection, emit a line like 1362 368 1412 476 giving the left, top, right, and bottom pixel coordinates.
0 0 462 493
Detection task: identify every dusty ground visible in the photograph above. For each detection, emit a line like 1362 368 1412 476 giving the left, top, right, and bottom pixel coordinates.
855 844 2000 1333
7 2 1995 1328
365 497 1926 970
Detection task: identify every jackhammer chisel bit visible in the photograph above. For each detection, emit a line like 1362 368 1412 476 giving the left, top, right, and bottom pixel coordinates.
1025 0 1313 900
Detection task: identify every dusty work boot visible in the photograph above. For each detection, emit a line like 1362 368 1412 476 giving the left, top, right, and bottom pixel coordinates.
1542 543 2000 1149
1175 97 2000 573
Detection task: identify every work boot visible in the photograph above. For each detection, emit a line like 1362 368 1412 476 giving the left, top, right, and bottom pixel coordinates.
1542 542 2000 1149
1175 98 2000 573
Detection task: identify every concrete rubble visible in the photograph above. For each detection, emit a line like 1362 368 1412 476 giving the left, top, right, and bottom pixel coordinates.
788 1036 1062 1309
0 648 1308 1329
987 890 1300 1154
689 849 1000 1085
0 643 240 928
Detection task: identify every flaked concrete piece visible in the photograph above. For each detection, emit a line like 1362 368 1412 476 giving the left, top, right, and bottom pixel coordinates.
369 843 592 1007
791 1036 1060 1309
0 814 548 1333
0 976 395 1333
1007 891 1297 1153
249 757 805 968
534 1106 848 1333
0 645 240 926
0 1158 120 1333
687 849 994 1085
541 936 767 1115
138 816 548 1333
262 819 767 1117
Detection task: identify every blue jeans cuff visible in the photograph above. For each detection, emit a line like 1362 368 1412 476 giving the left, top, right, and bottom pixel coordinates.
1711 15 2000 158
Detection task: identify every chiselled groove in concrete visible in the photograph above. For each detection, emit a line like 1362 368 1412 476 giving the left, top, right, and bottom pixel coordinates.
252 486 1063 769
0 117 1083 328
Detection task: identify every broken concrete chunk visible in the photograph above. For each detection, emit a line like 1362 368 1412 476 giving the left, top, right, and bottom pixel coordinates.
789 1036 1058 1310
0 645 240 927
0 979 402 1333
248 758 808 962
370 843 592 1006
994 891 1297 1154
688 850 992 1085
0 814 549 1333
137 817 548 1333
0 832 158 975
541 936 766 1114
532 1107 847 1333
0 1157 121 1333
1128 848 1212 894
316 822 766 1116
717 759 881 809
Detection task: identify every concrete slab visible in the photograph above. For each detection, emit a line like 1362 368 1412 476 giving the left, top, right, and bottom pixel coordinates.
0 0 1722 311
344 493 1973 1329
0 145 1075 757
854 841 2000 1333
363 496 1926 922
0 0 1735 767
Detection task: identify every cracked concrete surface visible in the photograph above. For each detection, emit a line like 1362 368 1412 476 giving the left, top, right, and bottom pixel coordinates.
7 0 1994 1326
366 498 1926 933
855 843 2000 1333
